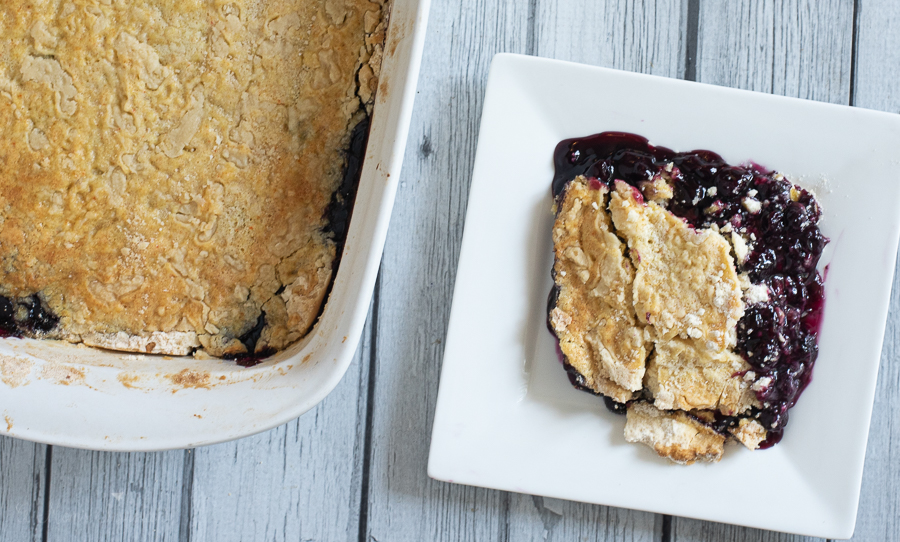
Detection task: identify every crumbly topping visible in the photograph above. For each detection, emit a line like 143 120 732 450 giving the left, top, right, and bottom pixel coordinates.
624 401 725 465
0 0 388 356
729 418 768 450
609 181 744 351
551 179 649 398
743 283 769 305
638 174 674 204
550 175 773 463
644 338 758 416
731 231 752 264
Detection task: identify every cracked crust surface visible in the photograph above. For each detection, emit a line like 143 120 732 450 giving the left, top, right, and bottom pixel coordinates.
0 0 388 356
645 338 758 416
550 175 767 463
609 180 744 351
550 178 649 400
624 402 725 465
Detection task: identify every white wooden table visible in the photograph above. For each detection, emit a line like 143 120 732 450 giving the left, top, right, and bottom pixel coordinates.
2 1 898 540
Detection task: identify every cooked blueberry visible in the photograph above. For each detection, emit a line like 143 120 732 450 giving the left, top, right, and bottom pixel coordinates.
0 294 60 338
0 296 15 337
603 396 627 415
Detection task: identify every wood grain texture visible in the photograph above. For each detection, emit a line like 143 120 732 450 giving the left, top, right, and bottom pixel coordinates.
696 0 853 102
534 0 687 78
508 496 663 542
849 2 900 540
46 448 186 542
671 521 823 542
187 305 374 542
674 1 853 541
362 0 529 540
0 437 46 542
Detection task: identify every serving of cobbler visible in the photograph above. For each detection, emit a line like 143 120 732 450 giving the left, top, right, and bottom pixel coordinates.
549 132 827 464
0 0 387 361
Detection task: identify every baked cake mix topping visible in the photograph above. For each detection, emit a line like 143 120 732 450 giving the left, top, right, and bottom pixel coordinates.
0 0 387 360
549 132 827 464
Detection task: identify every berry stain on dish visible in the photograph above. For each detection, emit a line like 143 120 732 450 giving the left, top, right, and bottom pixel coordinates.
547 132 827 464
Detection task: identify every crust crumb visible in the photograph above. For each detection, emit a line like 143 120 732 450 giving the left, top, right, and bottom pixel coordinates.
41 363 85 386
0 354 33 388
167 369 211 390
730 418 768 450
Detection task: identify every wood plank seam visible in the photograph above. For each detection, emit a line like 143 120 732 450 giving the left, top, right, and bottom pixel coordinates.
178 450 194 542
685 0 701 81
40 446 51 542
661 514 672 542
526 0 538 56
849 0 860 105
357 272 381 542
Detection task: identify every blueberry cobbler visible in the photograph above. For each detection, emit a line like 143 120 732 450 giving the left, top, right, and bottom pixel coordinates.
0 1 388 362
548 132 826 464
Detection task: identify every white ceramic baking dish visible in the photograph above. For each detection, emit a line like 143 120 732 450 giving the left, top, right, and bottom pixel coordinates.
0 0 430 451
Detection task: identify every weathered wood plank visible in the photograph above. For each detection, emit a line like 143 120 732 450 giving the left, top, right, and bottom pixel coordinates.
504 1 686 540
671 521 822 542
695 0 853 102
0 437 46 542
362 0 529 540
46 448 186 542
508 496 663 542
534 0 687 78
853 256 900 542
674 0 853 540
187 303 374 542
848 2 900 540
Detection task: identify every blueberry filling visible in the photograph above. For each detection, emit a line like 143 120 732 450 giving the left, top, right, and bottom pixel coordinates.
323 115 370 269
550 132 827 448
222 311 275 367
0 294 60 338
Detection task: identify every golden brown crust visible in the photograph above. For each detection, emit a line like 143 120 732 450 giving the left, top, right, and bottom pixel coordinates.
550 174 776 463
645 338 758 416
550 178 649 399
0 0 387 356
609 181 744 351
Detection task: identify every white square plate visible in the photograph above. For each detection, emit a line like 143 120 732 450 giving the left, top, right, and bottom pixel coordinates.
428 53 900 539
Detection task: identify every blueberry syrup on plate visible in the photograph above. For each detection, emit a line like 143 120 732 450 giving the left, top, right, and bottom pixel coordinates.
549 132 828 447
